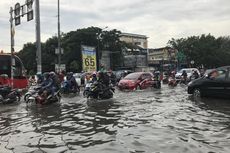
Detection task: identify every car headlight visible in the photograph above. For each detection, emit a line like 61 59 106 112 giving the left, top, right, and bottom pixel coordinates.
188 81 193 86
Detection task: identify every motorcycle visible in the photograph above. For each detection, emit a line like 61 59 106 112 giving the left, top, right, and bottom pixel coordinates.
179 76 188 85
86 82 115 100
83 82 93 97
24 85 41 102
0 86 21 104
26 88 61 105
60 80 80 95
168 77 177 87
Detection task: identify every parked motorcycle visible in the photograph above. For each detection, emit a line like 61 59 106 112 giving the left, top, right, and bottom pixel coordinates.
26 89 61 105
0 86 21 104
86 82 115 100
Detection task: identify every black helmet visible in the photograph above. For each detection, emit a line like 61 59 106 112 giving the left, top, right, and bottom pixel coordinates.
43 72 50 79
49 71 56 78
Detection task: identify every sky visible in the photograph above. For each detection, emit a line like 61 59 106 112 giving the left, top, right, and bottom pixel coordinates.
0 0 230 52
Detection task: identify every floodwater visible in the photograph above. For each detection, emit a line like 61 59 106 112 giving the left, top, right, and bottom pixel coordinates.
0 85 230 153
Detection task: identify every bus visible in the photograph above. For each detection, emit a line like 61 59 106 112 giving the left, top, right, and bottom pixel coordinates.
0 53 28 89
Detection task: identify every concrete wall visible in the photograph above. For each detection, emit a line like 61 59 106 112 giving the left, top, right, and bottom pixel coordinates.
124 55 147 68
100 50 110 70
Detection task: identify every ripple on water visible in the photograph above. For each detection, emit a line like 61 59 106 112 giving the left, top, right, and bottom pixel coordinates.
0 85 230 152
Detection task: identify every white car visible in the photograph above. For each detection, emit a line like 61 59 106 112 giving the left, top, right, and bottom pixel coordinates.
175 68 200 81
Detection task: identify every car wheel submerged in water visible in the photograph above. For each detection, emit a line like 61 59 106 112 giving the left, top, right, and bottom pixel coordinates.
136 85 142 90
193 88 201 97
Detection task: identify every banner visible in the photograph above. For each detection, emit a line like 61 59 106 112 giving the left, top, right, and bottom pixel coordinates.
81 45 97 72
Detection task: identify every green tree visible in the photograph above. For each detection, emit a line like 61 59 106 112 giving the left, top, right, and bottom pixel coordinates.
168 34 230 68
17 26 124 73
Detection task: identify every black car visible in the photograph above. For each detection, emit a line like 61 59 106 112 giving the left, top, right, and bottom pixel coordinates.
187 66 230 98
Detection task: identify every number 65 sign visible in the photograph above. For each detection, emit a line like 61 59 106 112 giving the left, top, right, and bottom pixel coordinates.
81 45 97 72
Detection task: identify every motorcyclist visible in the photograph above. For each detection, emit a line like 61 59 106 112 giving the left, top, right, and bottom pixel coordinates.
168 71 177 86
66 72 79 92
98 71 110 87
108 70 116 86
40 72 54 98
88 71 113 99
49 71 60 94
191 70 199 79
91 72 97 83
181 70 188 83
29 75 36 86
36 72 44 85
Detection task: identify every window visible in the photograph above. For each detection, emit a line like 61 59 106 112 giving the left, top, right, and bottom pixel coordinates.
214 69 227 80
226 69 230 80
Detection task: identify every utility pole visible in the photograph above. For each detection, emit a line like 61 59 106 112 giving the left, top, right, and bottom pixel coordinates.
35 0 42 73
9 0 34 88
10 7 14 88
57 0 61 72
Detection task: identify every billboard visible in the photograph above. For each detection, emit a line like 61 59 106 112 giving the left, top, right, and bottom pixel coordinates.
81 45 97 72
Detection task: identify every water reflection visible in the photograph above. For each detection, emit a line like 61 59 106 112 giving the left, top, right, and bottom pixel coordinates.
0 86 230 153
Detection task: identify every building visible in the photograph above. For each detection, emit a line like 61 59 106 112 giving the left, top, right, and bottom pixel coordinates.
148 47 177 71
119 32 149 71
120 33 148 49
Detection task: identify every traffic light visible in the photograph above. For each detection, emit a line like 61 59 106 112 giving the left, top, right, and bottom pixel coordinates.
14 3 21 26
26 0 33 21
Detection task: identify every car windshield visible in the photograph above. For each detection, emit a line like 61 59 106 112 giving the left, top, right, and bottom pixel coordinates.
124 73 141 80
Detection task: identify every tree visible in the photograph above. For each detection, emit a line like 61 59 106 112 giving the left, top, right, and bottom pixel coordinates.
168 34 230 68
17 26 124 73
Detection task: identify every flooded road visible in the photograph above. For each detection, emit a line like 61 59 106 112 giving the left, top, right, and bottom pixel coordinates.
0 85 230 153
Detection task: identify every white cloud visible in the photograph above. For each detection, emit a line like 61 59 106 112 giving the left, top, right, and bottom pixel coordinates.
0 0 230 52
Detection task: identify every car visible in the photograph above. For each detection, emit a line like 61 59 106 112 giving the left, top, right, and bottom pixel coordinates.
118 72 155 90
203 69 215 76
115 70 133 83
175 68 200 81
187 66 230 98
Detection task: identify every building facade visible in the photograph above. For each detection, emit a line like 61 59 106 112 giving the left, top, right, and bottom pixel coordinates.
148 47 177 70
120 33 148 49
119 33 148 71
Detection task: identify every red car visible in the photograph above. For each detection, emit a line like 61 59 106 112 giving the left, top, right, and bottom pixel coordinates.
118 72 155 90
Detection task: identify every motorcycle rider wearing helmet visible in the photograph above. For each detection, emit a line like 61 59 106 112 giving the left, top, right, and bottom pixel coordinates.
49 71 60 95
108 70 116 86
40 72 54 98
98 71 110 87
66 72 79 92
91 72 97 83
181 70 188 83
36 72 44 85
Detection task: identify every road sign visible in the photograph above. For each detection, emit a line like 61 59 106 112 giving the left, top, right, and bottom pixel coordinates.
81 45 97 72
55 48 64 54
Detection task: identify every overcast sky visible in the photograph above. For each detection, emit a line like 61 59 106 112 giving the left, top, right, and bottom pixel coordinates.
0 0 230 52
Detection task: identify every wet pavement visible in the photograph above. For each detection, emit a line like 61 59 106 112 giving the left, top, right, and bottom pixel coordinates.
0 85 230 153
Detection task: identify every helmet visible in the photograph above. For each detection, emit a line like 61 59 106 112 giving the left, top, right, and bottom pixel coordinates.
49 71 56 78
43 72 50 79
67 72 73 77
0 74 8 79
